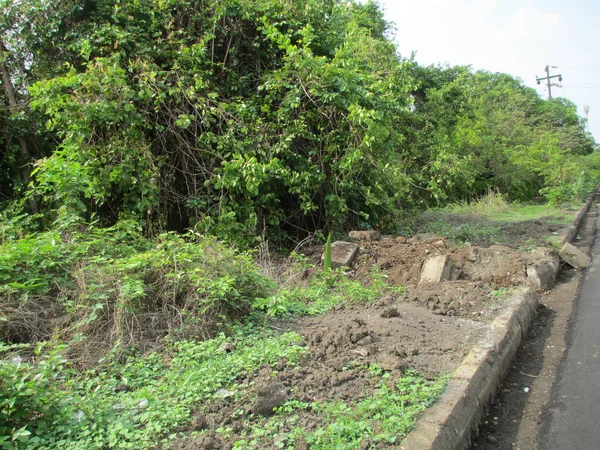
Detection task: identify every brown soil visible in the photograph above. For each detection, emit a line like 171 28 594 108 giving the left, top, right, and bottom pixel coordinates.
170 213 576 450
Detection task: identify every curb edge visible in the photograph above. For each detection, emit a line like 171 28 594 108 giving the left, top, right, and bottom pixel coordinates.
399 193 596 450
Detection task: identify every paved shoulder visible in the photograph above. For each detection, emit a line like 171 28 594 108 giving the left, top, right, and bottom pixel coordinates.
542 212 600 450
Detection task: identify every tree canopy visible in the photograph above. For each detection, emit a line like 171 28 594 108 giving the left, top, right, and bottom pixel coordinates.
1 0 597 244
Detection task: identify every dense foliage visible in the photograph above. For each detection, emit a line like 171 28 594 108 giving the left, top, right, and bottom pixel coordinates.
1 0 595 244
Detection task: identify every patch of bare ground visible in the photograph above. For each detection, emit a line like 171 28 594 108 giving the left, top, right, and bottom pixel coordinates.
171 213 575 449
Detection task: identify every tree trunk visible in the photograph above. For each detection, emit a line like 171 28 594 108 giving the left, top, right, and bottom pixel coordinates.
0 34 37 212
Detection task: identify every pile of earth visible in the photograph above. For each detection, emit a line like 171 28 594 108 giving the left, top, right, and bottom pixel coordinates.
171 227 565 450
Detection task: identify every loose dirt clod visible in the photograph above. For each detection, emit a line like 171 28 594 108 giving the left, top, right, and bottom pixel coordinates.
252 381 288 416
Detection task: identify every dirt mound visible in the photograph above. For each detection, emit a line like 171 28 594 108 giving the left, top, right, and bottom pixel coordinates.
170 298 488 450
337 235 553 319
172 231 561 449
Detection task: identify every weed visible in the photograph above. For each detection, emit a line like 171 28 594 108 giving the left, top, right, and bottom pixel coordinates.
1 326 306 449
0 223 274 358
489 288 514 299
446 190 510 215
231 369 449 449
273 265 403 317
323 233 332 272
423 220 503 244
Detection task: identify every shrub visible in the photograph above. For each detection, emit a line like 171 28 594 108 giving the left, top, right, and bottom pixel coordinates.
0 220 274 360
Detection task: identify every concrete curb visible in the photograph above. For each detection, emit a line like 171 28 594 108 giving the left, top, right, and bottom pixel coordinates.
561 193 596 247
399 195 597 450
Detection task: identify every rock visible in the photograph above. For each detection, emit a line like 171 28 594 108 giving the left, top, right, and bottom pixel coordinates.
348 230 382 241
321 241 360 268
352 347 370 357
486 435 499 443
428 239 447 250
527 261 557 290
560 242 591 269
419 255 456 284
467 247 479 262
380 307 400 318
220 342 235 353
253 381 288 416
356 335 373 346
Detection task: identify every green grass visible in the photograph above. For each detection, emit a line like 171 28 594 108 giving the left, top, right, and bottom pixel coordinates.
1 327 306 450
421 220 504 244
269 266 405 317
441 191 576 224
405 191 580 245
230 368 450 449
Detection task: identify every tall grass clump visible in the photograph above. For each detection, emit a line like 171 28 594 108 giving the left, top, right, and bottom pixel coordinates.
0 220 274 361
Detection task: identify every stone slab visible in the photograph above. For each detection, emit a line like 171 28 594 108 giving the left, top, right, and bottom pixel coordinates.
527 261 557 290
420 255 455 284
321 241 359 268
560 242 591 269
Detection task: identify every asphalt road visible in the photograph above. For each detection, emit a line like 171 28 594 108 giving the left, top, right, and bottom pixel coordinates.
542 212 600 450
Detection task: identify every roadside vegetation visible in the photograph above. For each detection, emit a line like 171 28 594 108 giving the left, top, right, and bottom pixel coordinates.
411 191 577 247
1 0 598 448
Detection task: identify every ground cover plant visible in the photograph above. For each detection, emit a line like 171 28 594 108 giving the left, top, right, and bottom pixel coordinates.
229 369 449 449
0 230 434 449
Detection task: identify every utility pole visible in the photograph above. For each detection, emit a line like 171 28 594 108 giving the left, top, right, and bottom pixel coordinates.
536 65 562 99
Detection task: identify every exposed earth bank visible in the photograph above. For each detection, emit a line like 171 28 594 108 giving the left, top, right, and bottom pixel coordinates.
172 212 577 449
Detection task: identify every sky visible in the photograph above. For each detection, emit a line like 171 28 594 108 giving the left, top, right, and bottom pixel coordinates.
376 0 600 141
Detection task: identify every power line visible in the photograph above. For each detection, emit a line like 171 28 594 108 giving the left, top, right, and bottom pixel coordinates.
536 65 562 99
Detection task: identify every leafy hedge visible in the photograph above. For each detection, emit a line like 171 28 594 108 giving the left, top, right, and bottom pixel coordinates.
1 0 598 243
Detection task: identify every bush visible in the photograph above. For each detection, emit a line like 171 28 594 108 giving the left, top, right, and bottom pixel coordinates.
0 343 72 449
0 220 274 359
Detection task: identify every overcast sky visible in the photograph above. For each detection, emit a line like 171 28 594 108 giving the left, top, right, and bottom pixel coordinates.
377 0 600 141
